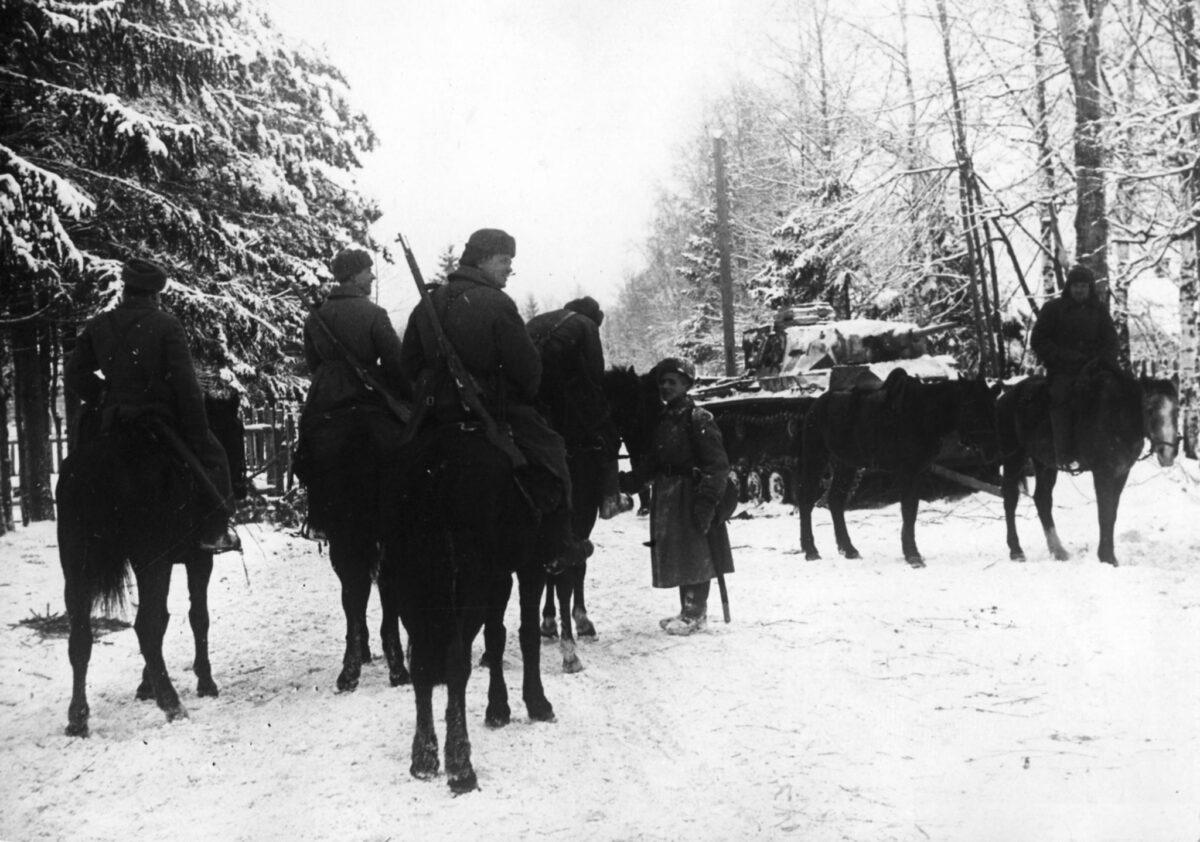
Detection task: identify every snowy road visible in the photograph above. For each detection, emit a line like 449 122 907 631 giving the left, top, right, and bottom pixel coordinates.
2 460 1198 841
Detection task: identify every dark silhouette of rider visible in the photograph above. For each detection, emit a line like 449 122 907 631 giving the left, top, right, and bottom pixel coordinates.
1030 264 1120 470
64 259 239 553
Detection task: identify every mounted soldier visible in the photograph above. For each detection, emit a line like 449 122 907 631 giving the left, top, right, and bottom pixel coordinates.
1030 264 1120 471
399 228 592 573
527 296 629 661
64 258 239 554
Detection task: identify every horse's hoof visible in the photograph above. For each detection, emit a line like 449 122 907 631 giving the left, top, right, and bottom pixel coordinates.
1101 557 1119 567
526 699 556 723
841 548 861 560
196 678 219 698
804 550 821 561
165 704 189 723
1010 551 1026 562
485 708 511 729
65 720 89 738
539 617 558 639
573 613 596 637
410 759 439 780
906 557 925 569
135 682 155 701
1053 551 1070 561
336 671 359 692
389 668 411 687
478 651 495 669
448 769 478 794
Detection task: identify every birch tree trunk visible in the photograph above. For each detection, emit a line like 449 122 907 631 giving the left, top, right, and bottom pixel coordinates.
1028 0 1065 297
1175 0 1199 458
0 337 12 535
1058 0 1110 288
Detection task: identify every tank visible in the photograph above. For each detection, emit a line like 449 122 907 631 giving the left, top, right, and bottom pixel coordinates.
694 303 962 505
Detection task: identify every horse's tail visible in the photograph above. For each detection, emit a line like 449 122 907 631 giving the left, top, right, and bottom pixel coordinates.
56 452 133 616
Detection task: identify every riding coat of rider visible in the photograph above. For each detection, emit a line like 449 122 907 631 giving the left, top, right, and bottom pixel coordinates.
63 258 237 551
1030 264 1120 467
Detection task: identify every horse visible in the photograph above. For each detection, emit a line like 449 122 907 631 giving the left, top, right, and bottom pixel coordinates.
294 404 409 691
382 424 555 793
55 394 245 737
798 368 1000 568
604 365 661 473
997 364 1180 565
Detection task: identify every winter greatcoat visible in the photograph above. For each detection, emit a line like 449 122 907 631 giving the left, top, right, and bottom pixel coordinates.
302 283 409 418
399 266 571 491
64 294 232 506
1030 282 1119 377
636 396 734 589
526 307 617 455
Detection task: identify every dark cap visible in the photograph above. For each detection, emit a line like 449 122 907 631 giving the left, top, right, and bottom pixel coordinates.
460 228 516 268
122 258 168 293
1066 264 1095 286
654 356 696 385
564 296 603 326
331 247 373 283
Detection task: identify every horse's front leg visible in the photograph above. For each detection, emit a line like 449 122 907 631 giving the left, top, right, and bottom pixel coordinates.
540 579 559 639
556 570 583 674
898 473 923 568
443 636 478 793
828 464 861 560
185 551 219 697
571 561 596 637
132 566 187 723
1001 456 1026 561
1032 464 1069 560
797 454 825 560
330 534 375 692
1094 467 1129 566
517 567 555 721
409 678 440 780
63 571 94 737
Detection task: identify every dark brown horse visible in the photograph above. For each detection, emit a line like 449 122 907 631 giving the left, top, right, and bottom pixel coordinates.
294 405 409 691
382 424 555 793
55 394 245 736
998 364 1180 565
798 369 1000 568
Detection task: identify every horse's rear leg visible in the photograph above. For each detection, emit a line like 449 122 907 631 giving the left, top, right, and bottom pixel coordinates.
377 570 409 687
556 571 583 674
828 467 861 560
331 534 374 692
133 567 187 723
63 572 93 737
1032 465 1069 560
517 568 555 722
898 478 924 568
572 563 596 637
540 583 559 639
443 639 478 793
185 552 218 697
1002 457 1027 561
409 679 440 780
1094 469 1129 566
484 575 512 727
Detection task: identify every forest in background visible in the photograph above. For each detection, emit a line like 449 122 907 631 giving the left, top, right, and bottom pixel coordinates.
603 0 1198 454
1 0 1197 533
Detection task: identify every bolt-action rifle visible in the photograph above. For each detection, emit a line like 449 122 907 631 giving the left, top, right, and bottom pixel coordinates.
395 233 527 469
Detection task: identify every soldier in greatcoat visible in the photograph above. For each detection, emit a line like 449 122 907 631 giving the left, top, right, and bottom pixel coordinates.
1030 264 1120 470
621 357 734 635
399 228 591 571
64 258 239 553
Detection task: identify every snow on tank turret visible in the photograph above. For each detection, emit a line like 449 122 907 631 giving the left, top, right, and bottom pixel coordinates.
696 303 960 505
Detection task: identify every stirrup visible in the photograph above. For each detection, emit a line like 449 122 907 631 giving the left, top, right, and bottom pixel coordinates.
199 527 241 554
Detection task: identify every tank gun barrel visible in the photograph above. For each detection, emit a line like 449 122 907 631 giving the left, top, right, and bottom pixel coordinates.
911 321 957 339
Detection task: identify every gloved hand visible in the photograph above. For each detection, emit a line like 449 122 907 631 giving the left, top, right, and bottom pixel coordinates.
691 500 715 533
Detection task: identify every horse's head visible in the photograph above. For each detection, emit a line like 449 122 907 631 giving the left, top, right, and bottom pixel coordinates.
1140 377 1181 467
954 377 1002 462
603 365 658 460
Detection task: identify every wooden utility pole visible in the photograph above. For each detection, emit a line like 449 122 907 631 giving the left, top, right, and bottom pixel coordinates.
713 135 737 376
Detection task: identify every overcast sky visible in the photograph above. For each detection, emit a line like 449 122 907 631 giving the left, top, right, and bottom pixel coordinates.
264 0 778 320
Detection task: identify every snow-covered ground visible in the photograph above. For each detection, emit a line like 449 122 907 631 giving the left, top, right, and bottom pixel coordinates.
2 459 1198 842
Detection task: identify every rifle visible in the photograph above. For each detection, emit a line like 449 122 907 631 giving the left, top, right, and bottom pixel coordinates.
306 299 411 425
395 233 526 469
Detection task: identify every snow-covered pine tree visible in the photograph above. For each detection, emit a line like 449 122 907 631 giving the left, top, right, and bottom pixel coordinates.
1 0 380 523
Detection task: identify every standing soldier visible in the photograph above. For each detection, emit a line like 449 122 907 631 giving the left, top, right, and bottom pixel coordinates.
399 228 592 572
64 258 239 553
1030 264 1120 470
621 357 735 635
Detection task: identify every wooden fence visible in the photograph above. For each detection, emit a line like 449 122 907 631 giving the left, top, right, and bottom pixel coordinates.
6 404 303 498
